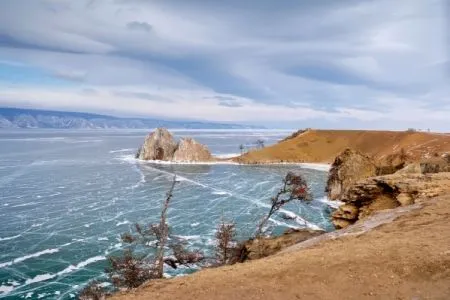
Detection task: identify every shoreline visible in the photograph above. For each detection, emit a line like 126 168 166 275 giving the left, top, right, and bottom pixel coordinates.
126 156 331 172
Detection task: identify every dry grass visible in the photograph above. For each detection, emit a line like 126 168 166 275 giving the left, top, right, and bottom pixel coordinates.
234 129 450 164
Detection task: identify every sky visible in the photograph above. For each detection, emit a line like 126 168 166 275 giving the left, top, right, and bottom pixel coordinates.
0 0 448 130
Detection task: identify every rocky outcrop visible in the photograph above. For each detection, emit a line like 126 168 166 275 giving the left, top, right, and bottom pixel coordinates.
136 128 178 160
326 149 378 200
331 172 450 229
242 229 324 260
396 157 450 175
172 138 212 162
136 128 213 162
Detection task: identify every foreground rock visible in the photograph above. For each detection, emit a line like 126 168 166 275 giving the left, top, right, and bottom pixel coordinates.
332 172 450 228
172 138 212 162
242 229 324 260
396 156 450 174
326 148 377 200
136 128 213 162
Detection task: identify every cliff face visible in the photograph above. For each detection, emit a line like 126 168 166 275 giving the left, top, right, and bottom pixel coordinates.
326 149 378 200
331 172 450 228
136 128 178 161
172 138 212 162
136 128 213 162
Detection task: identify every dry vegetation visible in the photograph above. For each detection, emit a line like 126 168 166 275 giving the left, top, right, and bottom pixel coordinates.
235 129 450 164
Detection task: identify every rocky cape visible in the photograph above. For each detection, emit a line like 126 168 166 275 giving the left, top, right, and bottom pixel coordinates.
136 128 213 162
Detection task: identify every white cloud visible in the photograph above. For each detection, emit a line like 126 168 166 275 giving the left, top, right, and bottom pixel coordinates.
0 0 448 129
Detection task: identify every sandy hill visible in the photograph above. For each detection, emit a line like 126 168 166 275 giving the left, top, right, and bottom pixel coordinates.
235 129 450 164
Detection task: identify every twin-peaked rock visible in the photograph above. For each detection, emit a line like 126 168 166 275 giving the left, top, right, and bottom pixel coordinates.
136 128 212 162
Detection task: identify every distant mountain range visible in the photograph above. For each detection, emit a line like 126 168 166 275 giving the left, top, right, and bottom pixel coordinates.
0 107 262 129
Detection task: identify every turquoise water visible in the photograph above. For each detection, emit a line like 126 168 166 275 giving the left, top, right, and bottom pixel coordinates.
0 130 333 299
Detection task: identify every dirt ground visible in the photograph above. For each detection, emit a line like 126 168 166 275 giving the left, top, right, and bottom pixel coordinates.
111 188 450 300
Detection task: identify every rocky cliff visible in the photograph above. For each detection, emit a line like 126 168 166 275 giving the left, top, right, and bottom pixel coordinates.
331 172 450 228
172 138 213 162
326 149 378 200
136 128 213 162
136 128 178 160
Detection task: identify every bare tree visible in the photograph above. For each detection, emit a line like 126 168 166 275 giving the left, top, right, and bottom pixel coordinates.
255 139 265 149
239 144 245 155
105 176 205 290
154 177 176 277
255 172 312 237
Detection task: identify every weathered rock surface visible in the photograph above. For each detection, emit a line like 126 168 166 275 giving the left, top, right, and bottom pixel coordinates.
326 148 378 200
172 138 212 162
136 128 178 160
396 157 450 175
243 229 324 260
136 128 213 162
332 172 450 229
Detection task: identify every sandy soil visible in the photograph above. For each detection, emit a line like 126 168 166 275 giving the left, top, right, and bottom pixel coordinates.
111 181 450 300
235 129 450 164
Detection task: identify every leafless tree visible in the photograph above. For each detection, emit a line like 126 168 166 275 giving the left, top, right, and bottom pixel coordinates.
239 144 245 155
255 139 265 149
105 176 205 290
255 172 312 237
154 176 176 277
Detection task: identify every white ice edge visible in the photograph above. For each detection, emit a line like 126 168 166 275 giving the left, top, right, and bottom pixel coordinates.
119 155 330 172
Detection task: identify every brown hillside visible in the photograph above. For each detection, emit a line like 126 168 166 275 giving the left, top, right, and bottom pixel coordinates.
235 129 450 164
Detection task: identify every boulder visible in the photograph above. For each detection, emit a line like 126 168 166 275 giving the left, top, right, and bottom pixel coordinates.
172 138 213 162
136 128 178 161
331 204 359 222
326 149 378 200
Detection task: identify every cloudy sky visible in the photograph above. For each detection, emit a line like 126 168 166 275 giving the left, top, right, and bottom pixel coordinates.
0 0 448 129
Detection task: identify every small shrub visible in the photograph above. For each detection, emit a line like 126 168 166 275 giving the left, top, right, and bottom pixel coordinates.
79 281 107 300
215 221 238 265
107 249 157 289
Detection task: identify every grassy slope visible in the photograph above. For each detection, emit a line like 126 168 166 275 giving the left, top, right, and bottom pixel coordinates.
235 130 450 164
